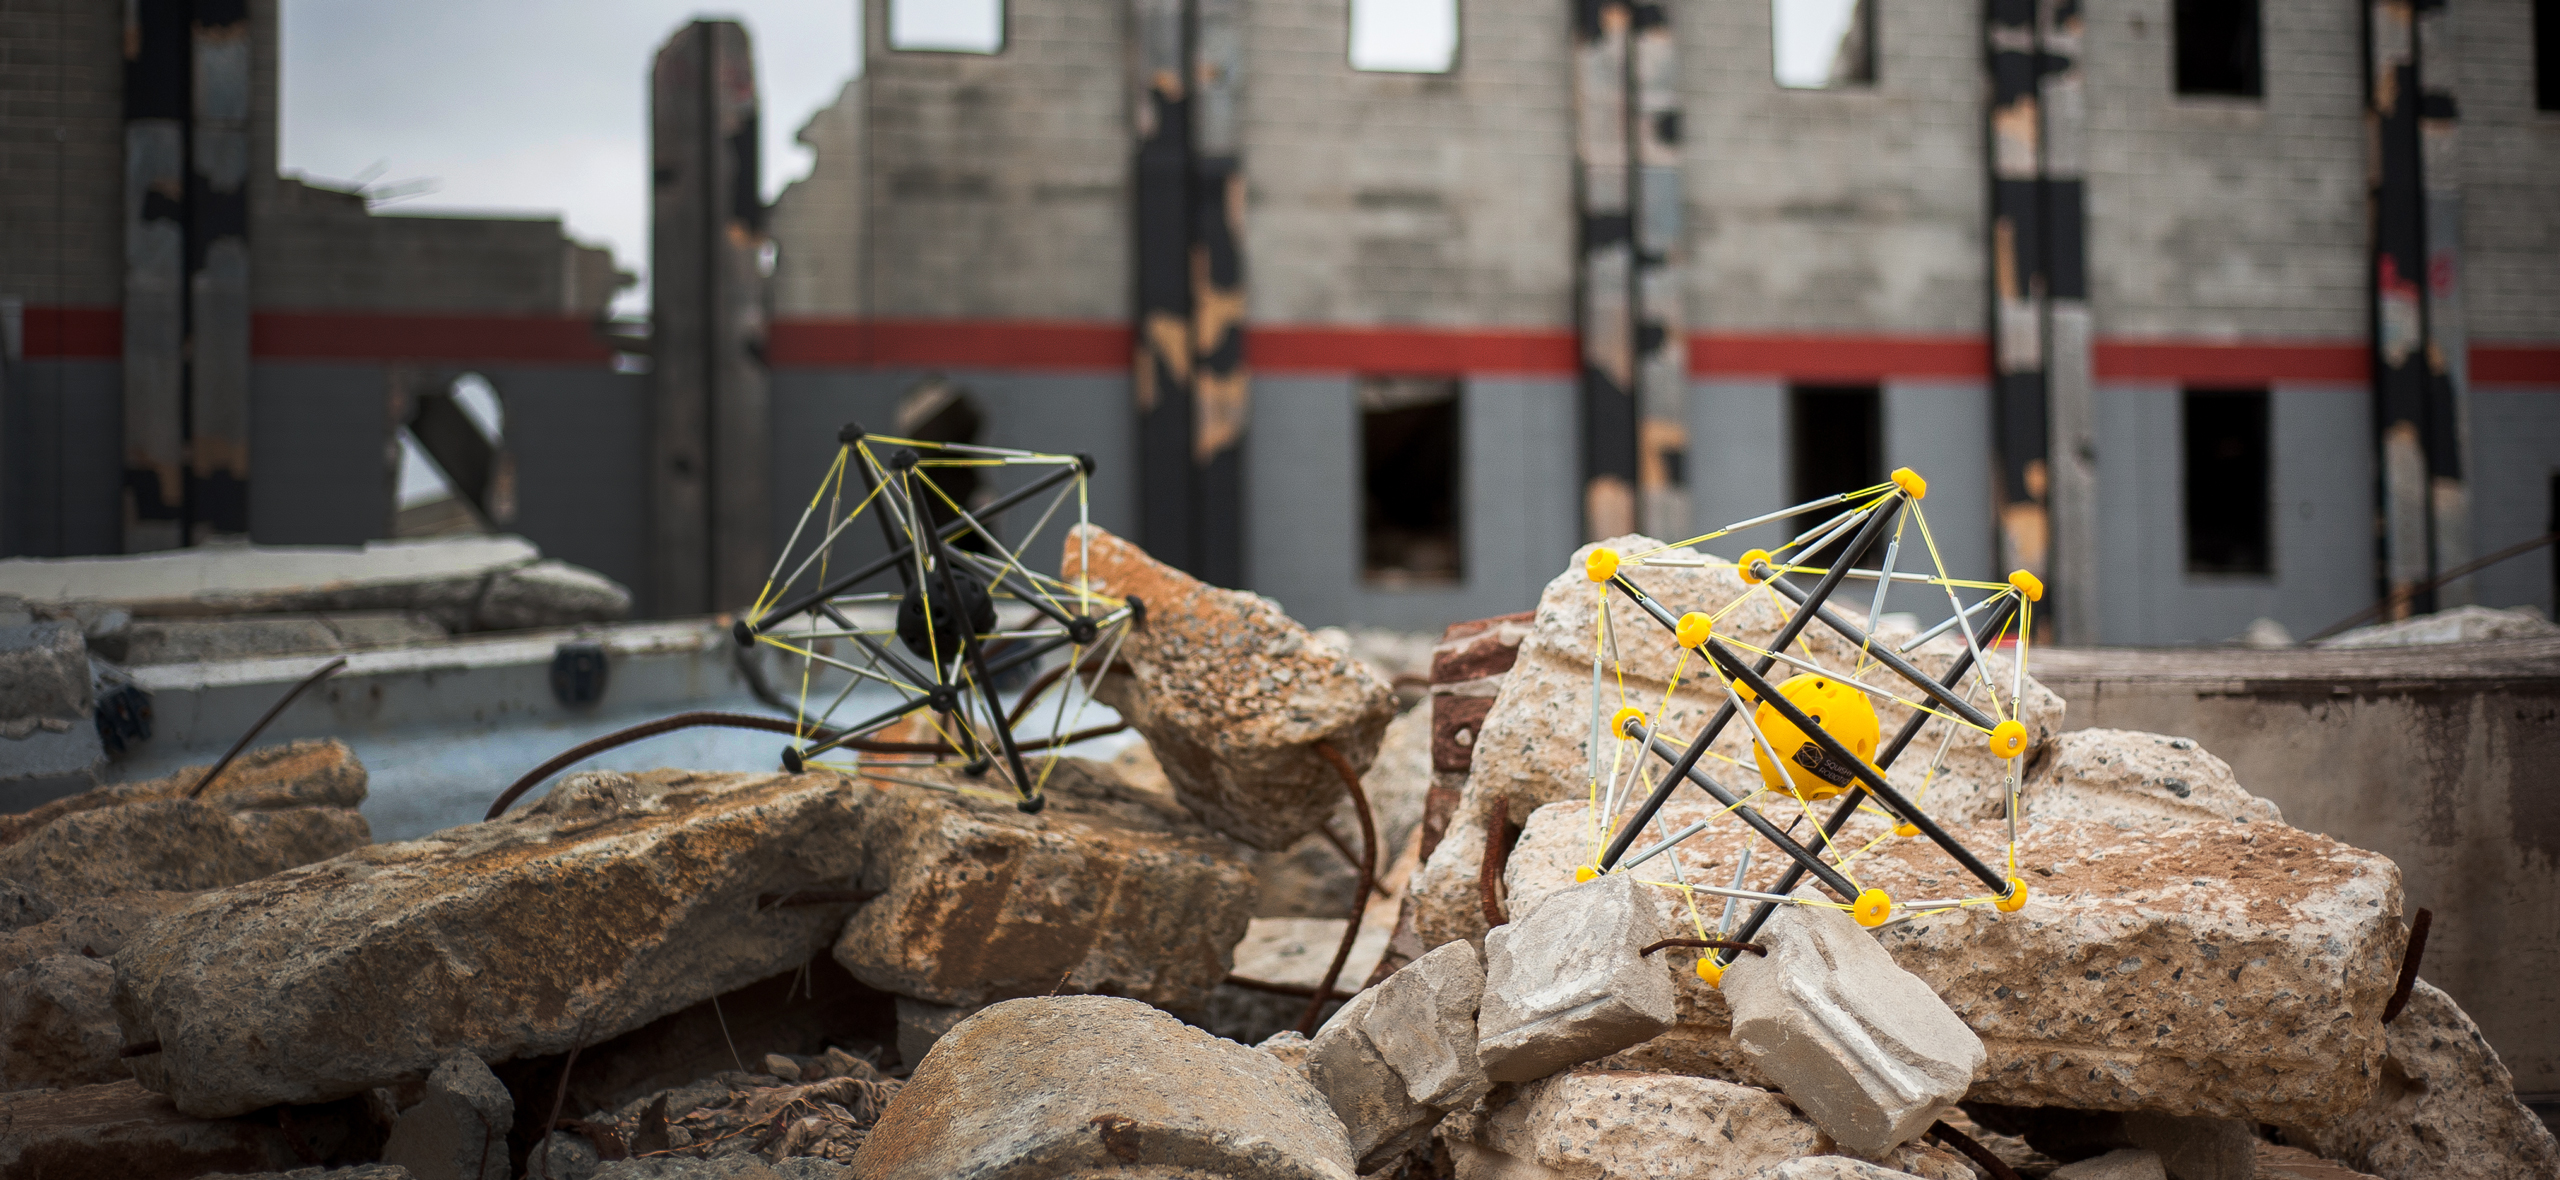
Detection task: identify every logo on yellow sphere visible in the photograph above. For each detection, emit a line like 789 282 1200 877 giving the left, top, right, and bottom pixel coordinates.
1739 672 1880 802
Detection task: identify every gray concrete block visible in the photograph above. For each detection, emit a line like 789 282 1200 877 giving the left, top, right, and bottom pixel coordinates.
1306 939 1488 1170
1721 903 1985 1158
1476 871 1677 1084
379 1053 512 1180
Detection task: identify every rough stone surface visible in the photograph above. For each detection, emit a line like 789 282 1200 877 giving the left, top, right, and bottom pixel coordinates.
1744 1158 1914 1180
2287 979 2560 1180
2050 1149 2169 1180
1478 871 1677 1084
1501 800 2405 1126
380 1053 512 1180
1251 701 1434 917
2316 603 2560 648
1257 1029 1313 1071
831 758 1255 1011
1722 904 1985 1157
1 952 125 1089
1061 525 1398 851
893 997 980 1069
0 739 371 904
91 611 446 664
0 618 92 725
2024 729 2283 830
0 535 632 633
1 873 58 931
201 1168 418 1180
2254 1143 2384 1180
853 994 1357 1179
590 1159 854 1180
113 769 873 1116
1464 1068 1831 1180
0 1080 349 1180
1410 536 2065 952
1306 940 1489 1170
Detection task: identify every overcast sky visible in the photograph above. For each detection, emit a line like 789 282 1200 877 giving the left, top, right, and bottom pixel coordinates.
281 0 1452 318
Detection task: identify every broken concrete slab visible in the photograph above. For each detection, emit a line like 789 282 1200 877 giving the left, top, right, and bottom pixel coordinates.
1463 1068 1830 1180
0 794 369 904
0 535 631 633
2315 603 2560 648
201 1168 418 1180
1477 871 1677 1085
1499 800 2406 1127
2284 979 2560 1180
113 769 873 1116
1061 524 1398 851
1722 903 1985 1158
591 1159 854 1180
2253 1143 2383 1180
92 611 446 665
379 1053 512 1180
1408 536 2065 952
1305 939 1488 1170
4 738 369 843
1 952 125 1090
1745 1157 1919 1180
2 873 57 931
854 994 1357 1179
1250 701 1434 918
2024 729 2283 831
830 758 1255 1012
0 1080 377 1180
2049 1149 2169 1180
1 617 93 728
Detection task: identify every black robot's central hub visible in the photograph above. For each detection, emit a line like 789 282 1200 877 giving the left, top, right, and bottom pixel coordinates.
894 566 996 661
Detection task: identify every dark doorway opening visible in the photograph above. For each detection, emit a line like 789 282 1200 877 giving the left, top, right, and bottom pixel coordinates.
2183 388 2272 575
2174 0 2263 98
895 378 990 553
1360 376 1462 587
1789 384 1884 571
2540 0 2560 111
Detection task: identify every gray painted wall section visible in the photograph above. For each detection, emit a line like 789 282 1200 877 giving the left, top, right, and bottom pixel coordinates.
1884 379 1996 586
1247 377 1574 629
248 363 393 547
1 360 123 558
493 366 653 603
2467 388 2560 617
2094 382 2374 644
1686 379 1787 548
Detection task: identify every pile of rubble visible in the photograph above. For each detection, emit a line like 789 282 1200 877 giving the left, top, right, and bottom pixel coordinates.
1 529 2551 1180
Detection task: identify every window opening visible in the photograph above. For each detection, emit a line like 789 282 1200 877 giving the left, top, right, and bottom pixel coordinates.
895 377 991 553
1773 0 1874 90
2174 0 2262 98
1360 376 1462 587
2183 388 2272 575
890 0 1003 54
396 373 508 538
1788 385 1883 571
1351 0 1459 73
2538 0 2560 111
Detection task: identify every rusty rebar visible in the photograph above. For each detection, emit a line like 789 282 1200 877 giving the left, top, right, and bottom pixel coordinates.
2383 906 2433 1024
189 656 347 799
1478 796 1513 929
1297 741 1378 1036
1639 937 1766 958
1928 1120 2022 1180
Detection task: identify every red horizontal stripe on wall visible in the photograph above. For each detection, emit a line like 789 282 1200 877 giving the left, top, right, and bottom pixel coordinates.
1689 332 1987 379
253 311 614 363
16 306 121 358
2473 346 2560 386
1249 325 1577 375
2092 339 2365 383
768 318 1130 370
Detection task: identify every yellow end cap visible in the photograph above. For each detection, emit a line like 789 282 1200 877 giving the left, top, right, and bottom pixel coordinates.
1609 706 1647 739
1738 549 1775 586
1675 612 1714 649
2008 569 2045 601
1989 719 2029 759
1893 821 1920 838
1585 547 1621 583
1575 864 1600 883
1696 957 1726 987
1891 467 1929 500
1853 888 1895 928
1996 877 2030 913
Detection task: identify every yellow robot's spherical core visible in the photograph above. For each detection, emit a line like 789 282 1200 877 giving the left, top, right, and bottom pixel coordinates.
1737 549 1775 586
1575 864 1599 883
1675 612 1714 649
1853 888 1894 928
1891 467 1929 500
1586 548 1620 583
1988 719 2028 759
2008 569 2045 601
1748 673 1880 802
1996 877 2030 913
1696 957 1726 986
1609 706 1647 740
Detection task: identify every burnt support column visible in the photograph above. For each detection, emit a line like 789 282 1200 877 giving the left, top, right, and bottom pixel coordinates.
188 0 252 543
2365 0 2463 617
1575 0 1638 542
1985 0 2051 611
1132 0 1197 573
650 21 771 616
1629 2 1688 543
2038 0 2094 642
2416 0 2471 604
1130 0 1246 585
121 0 190 552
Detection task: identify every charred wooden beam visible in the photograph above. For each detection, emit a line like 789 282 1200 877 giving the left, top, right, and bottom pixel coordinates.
1986 0 2049 602
1629 1 1687 543
1190 0 1248 588
1575 0 1639 542
1132 0 1197 574
187 0 253 542
2039 0 2094 642
121 0 189 551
